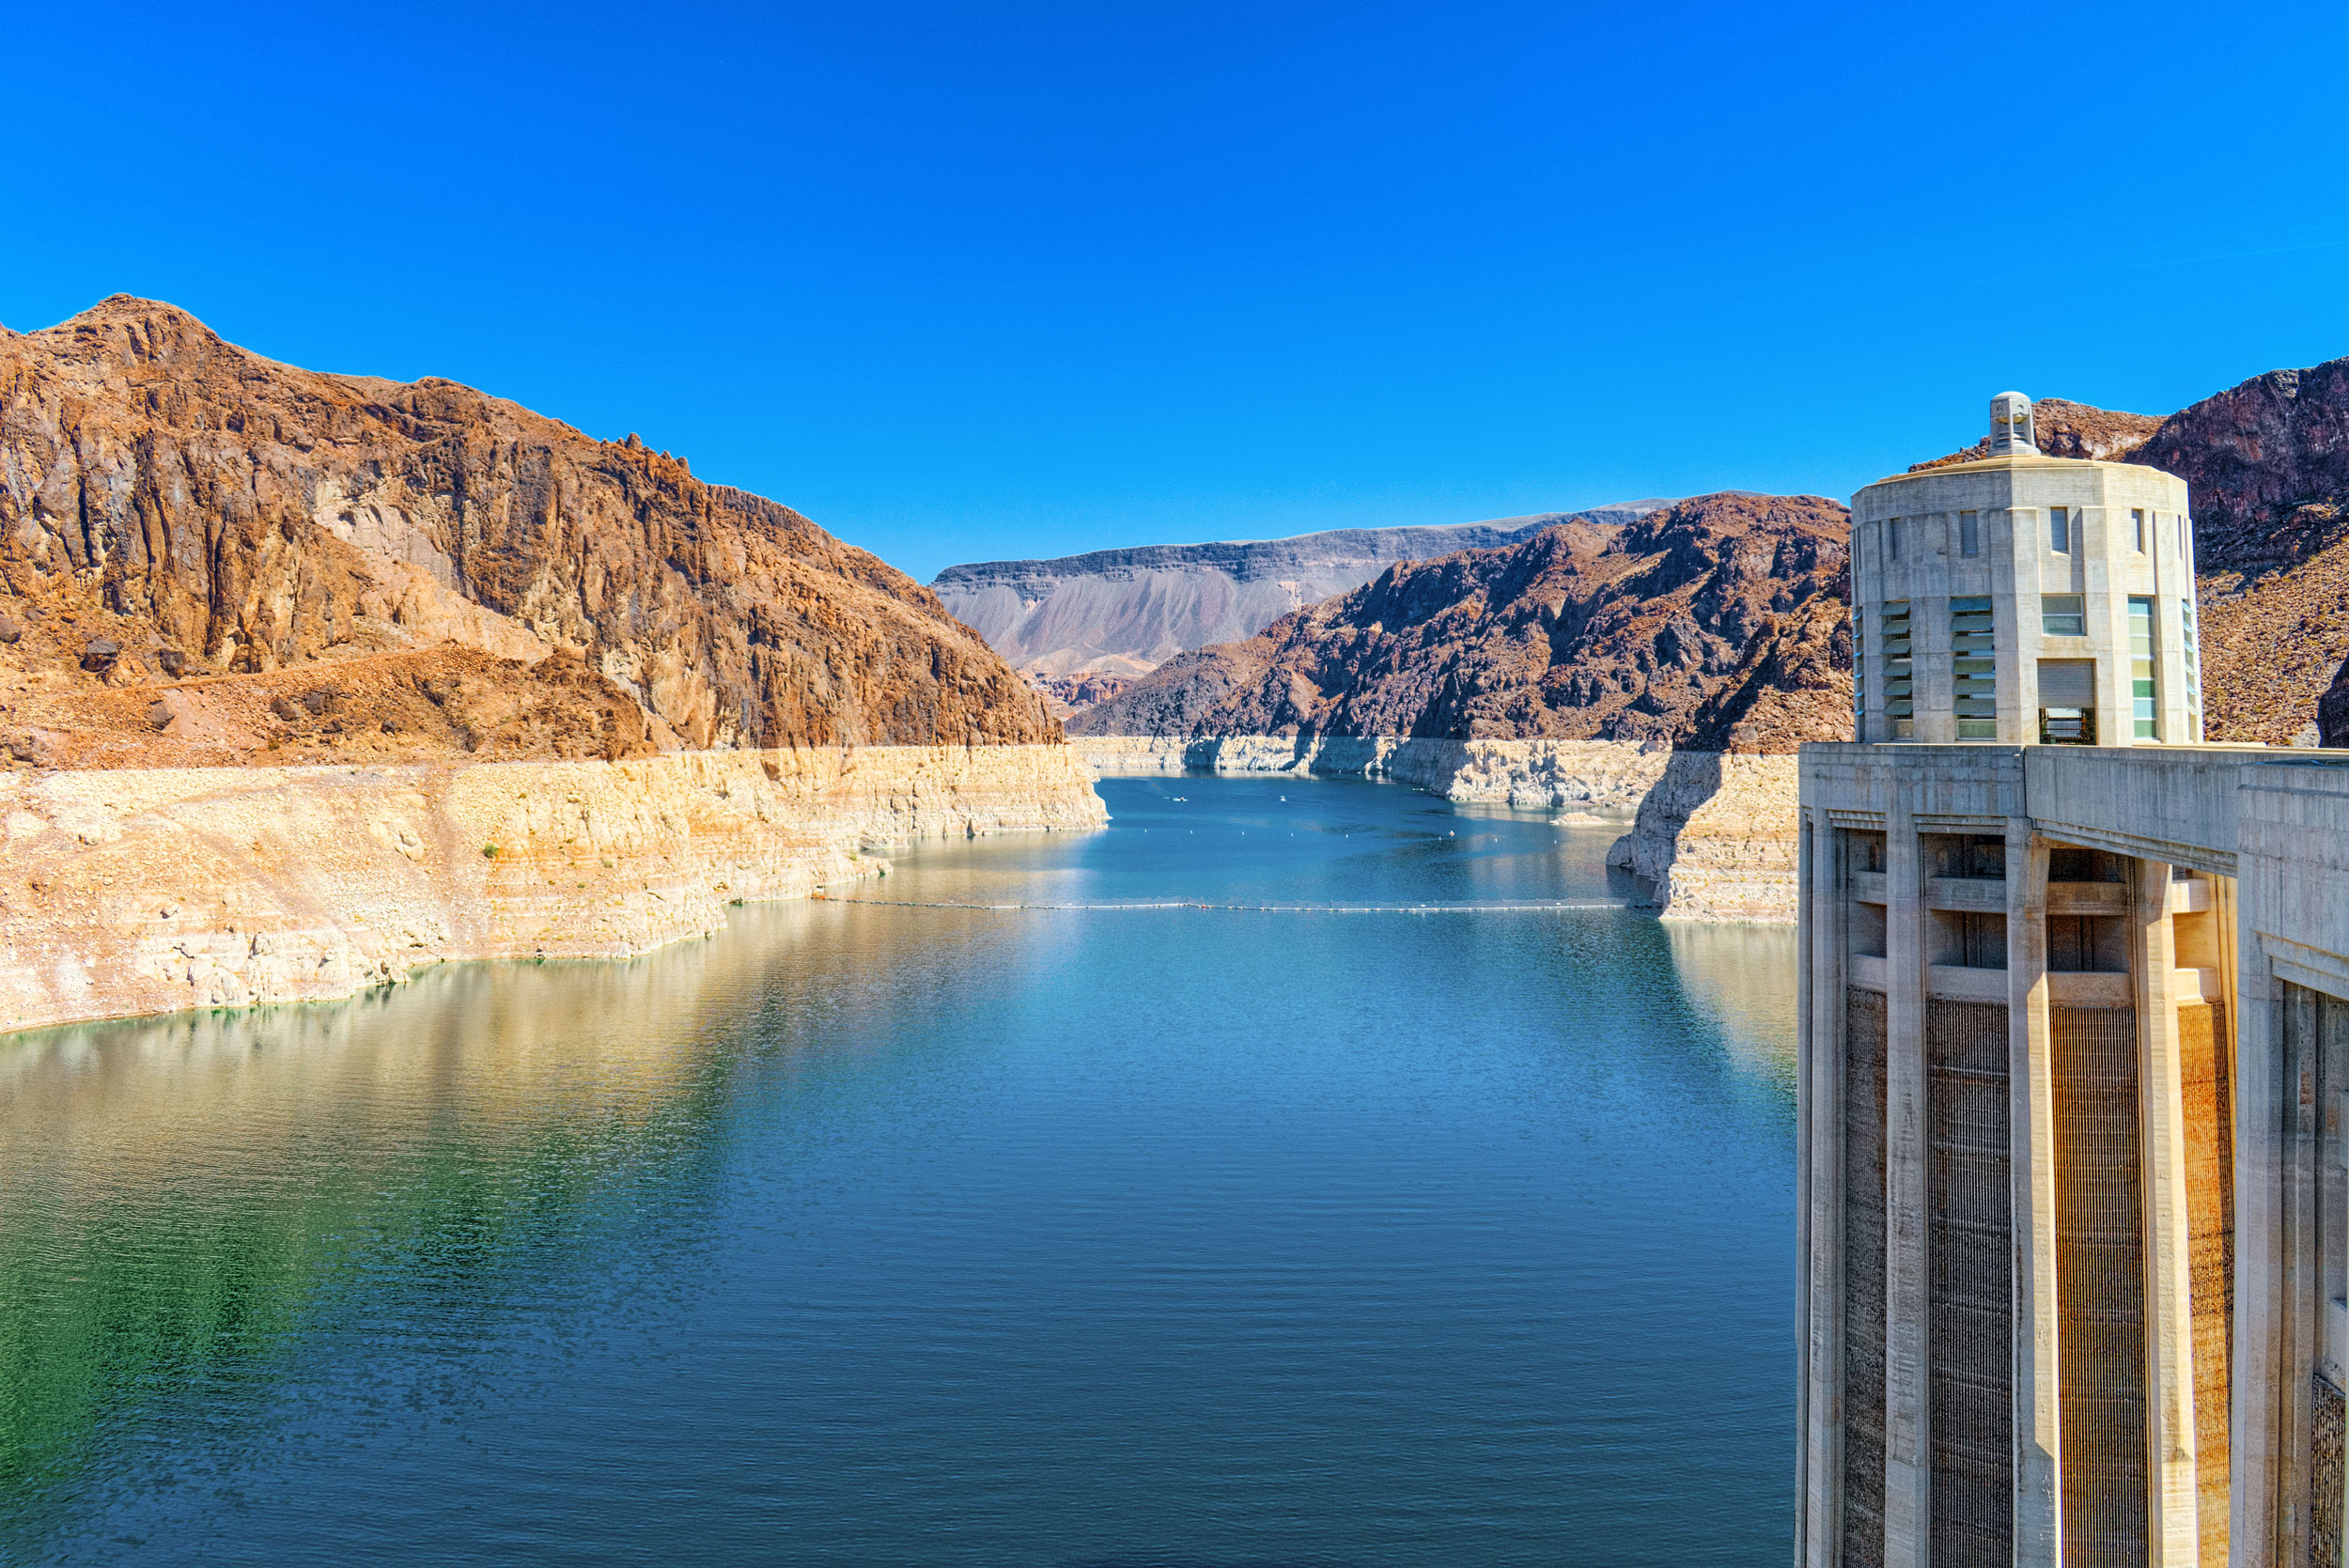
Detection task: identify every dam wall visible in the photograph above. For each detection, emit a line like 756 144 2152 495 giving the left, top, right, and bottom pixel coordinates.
1074 735 1799 922
0 745 1107 1035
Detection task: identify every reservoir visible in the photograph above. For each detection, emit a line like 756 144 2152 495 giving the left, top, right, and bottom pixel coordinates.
0 773 1796 1565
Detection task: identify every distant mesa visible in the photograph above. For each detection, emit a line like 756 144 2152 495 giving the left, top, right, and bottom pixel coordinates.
1070 492 1853 753
929 503 1673 685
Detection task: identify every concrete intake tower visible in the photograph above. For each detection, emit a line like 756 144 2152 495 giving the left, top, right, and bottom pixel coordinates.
1797 396 2349 1566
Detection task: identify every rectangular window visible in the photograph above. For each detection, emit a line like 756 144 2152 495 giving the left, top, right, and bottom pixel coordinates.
2046 914 2124 971
1890 518 1904 560
2049 846 2125 883
2038 657 2095 744
2043 594 2086 637
1952 595 1997 739
1932 907 2011 968
1882 600 1912 737
1958 911 2008 969
2050 505 2070 552
2132 508 2145 551
1931 834 2008 880
1959 510 1979 556
2180 513 2189 560
2129 596 2157 738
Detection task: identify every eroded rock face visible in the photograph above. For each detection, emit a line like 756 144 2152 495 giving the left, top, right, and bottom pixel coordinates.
0 295 1059 762
2130 357 2349 743
930 504 1671 680
1603 752 1798 922
1071 734 1673 814
1070 493 1852 753
2136 361 2349 572
0 743 1108 1033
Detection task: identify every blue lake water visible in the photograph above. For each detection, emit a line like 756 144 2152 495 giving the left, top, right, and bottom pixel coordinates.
0 772 1797 1565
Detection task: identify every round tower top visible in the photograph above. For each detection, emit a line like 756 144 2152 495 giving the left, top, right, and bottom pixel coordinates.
1988 391 2037 457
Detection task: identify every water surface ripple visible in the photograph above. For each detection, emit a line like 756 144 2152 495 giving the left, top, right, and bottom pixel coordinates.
0 773 1796 1565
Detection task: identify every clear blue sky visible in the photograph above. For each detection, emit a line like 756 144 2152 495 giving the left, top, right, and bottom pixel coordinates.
8 2 2348 582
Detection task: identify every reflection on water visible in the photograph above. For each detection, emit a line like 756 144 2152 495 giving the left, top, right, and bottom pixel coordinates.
1 773 1799 1566
0 954 756 1540
1667 923 1800 1091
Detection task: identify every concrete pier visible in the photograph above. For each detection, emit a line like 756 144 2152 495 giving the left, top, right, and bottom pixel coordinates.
1797 744 2349 1564
1796 396 2349 1563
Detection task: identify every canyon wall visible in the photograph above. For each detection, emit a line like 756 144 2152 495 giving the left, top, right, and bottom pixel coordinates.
1602 753 1799 924
932 503 1668 680
1075 735 1672 815
0 744 1106 1034
1 296 1059 755
1079 735 1797 919
1070 493 1852 752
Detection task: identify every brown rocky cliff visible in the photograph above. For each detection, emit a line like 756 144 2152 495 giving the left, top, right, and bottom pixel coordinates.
2133 357 2349 743
2136 360 2349 571
1071 492 1852 752
0 296 1058 767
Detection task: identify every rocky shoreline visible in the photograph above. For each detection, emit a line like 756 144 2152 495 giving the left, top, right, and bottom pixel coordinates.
1 730 1801 1041
1073 736 1797 923
1072 735 1672 815
1601 753 1798 924
0 744 1106 1035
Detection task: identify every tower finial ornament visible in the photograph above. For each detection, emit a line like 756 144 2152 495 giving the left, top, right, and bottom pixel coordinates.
1989 391 2038 457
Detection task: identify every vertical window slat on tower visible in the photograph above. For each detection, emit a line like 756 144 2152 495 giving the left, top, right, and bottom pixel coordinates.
1952 596 1997 739
2182 597 2202 738
2129 597 2157 739
1854 611 1867 735
1883 601 1913 738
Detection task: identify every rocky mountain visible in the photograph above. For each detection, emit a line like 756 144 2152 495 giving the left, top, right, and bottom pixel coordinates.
2128 358 2349 743
1070 492 1852 753
1056 358 2349 755
2136 362 2349 569
931 504 1671 679
0 296 1058 768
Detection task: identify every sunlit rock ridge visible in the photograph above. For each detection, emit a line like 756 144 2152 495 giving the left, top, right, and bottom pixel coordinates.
0 294 1062 768
930 503 1672 679
0 296 1105 1034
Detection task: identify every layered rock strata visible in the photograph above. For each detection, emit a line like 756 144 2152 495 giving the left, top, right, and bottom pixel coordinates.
1070 493 1852 752
0 744 1106 1034
0 296 1059 759
1074 735 1672 815
932 503 1671 679
1603 753 1799 924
